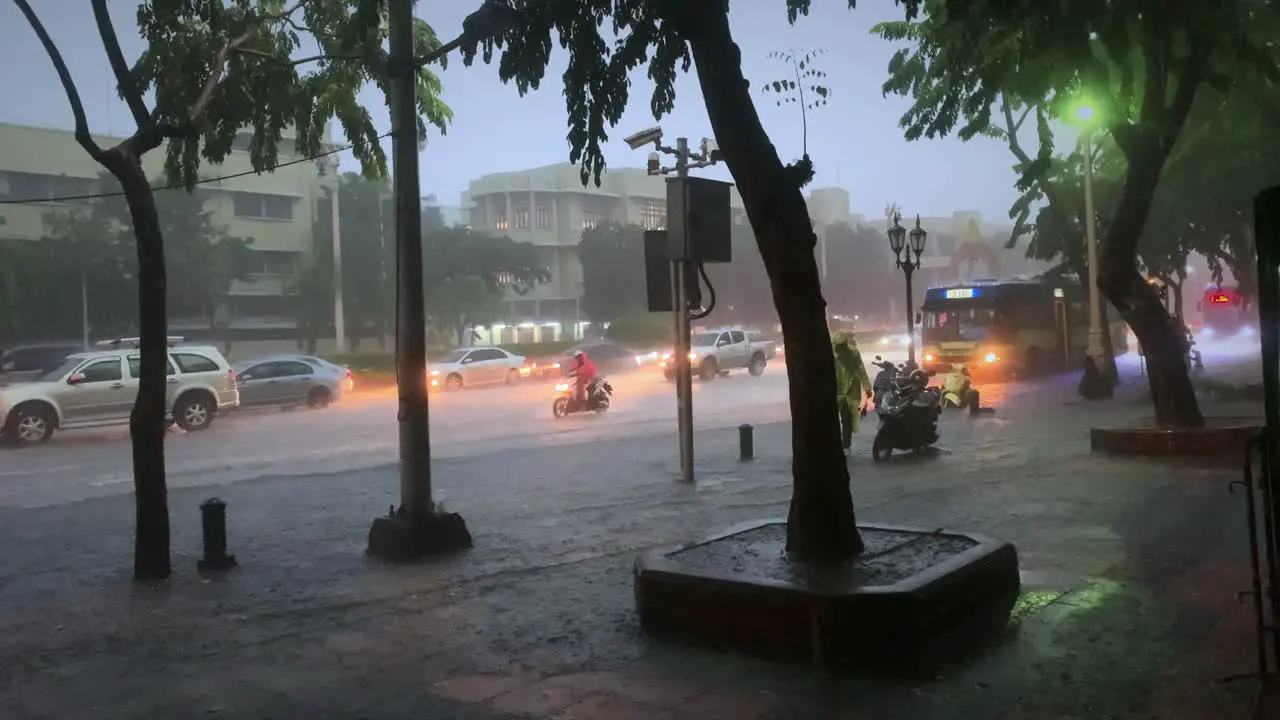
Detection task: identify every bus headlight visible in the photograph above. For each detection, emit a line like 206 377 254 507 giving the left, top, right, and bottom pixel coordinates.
983 351 999 363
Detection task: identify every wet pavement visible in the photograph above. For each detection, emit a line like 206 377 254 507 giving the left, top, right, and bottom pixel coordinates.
0 352 1270 719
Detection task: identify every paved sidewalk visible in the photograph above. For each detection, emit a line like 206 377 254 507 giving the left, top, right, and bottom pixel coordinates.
0 381 1268 719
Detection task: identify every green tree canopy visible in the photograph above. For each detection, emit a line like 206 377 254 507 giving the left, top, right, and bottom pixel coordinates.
873 0 1279 426
13 0 457 579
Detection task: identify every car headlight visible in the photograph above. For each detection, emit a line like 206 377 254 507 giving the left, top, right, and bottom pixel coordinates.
554 383 570 392
983 352 999 363
923 352 935 362
688 352 698 363
429 369 439 376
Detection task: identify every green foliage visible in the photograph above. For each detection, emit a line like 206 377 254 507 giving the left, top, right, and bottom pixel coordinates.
761 48 831 164
875 0 1279 282
459 1 922 187
16 172 251 340
292 193 551 346
133 0 453 188
577 223 647 324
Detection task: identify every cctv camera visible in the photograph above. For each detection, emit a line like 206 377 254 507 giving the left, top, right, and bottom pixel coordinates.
624 126 663 150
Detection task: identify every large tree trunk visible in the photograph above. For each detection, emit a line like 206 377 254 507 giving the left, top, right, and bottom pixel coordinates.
684 3 862 563
1098 148 1204 427
100 145 171 580
1099 300 1119 385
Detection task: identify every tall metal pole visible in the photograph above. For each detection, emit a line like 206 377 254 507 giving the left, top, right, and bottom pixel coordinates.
331 167 347 353
673 137 695 483
1083 131 1104 360
80 272 89 351
389 0 432 524
818 224 828 282
904 265 916 366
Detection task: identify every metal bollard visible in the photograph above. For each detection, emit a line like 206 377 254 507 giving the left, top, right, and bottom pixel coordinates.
198 498 237 571
739 423 754 461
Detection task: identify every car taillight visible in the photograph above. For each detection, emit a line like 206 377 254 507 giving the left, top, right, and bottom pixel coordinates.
228 368 236 386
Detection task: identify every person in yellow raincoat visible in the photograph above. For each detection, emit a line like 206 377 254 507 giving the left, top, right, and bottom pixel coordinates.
832 332 873 455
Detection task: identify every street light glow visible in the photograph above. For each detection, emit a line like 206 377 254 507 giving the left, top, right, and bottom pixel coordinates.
1073 103 1095 123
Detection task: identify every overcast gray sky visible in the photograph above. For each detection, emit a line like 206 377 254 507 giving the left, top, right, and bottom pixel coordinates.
0 1 1031 220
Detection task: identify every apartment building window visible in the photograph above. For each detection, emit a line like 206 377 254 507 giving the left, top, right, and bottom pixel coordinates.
513 204 531 229
232 192 295 220
534 203 551 229
495 211 508 231
0 171 97 203
247 250 299 276
581 203 604 230
640 199 666 230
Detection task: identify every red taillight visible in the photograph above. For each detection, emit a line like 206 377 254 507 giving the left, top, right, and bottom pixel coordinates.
345 369 352 379
228 368 236 386
1209 293 1230 305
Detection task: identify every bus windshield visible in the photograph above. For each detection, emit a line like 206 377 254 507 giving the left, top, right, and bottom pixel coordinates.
925 307 997 342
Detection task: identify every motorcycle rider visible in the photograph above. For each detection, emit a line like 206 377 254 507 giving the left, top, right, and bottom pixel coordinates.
942 364 973 410
568 350 597 408
832 332 873 456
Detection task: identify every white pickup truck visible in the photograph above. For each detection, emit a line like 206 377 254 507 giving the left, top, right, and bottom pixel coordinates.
662 328 778 381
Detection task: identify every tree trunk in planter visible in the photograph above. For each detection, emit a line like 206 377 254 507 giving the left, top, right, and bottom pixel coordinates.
98 145 171 581
1099 300 1119 384
684 4 863 563
1098 147 1203 427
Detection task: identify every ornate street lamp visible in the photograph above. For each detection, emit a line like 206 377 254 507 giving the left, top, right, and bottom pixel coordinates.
888 213 926 365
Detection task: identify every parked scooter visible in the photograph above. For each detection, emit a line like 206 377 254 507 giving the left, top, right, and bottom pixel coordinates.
940 365 978 412
552 376 613 418
870 355 900 410
872 368 941 461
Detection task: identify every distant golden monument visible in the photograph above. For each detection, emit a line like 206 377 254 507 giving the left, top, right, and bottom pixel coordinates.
949 218 1001 279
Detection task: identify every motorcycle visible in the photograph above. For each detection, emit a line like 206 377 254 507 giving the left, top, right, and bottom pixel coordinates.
872 369 941 461
870 355 901 410
552 376 613 418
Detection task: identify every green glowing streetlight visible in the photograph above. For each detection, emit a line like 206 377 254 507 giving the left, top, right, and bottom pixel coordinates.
1073 103 1096 124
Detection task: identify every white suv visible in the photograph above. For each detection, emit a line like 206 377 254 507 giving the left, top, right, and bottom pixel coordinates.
0 339 240 447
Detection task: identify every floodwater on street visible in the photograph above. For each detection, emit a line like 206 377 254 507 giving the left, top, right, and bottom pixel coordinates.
0 336 1260 509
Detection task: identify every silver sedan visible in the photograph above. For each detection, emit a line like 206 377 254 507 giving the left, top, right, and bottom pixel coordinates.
231 355 351 409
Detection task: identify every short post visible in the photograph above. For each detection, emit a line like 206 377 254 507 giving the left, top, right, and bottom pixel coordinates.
198 498 237 571
739 423 754 461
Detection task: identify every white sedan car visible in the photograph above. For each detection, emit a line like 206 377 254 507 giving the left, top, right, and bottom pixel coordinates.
429 346 528 391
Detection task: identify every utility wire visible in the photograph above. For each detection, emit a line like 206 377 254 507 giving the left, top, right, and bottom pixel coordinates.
0 130 393 206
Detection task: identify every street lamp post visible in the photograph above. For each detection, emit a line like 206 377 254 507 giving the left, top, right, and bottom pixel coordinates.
1078 118 1104 364
887 213 927 366
1072 102 1113 399
317 155 346 354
